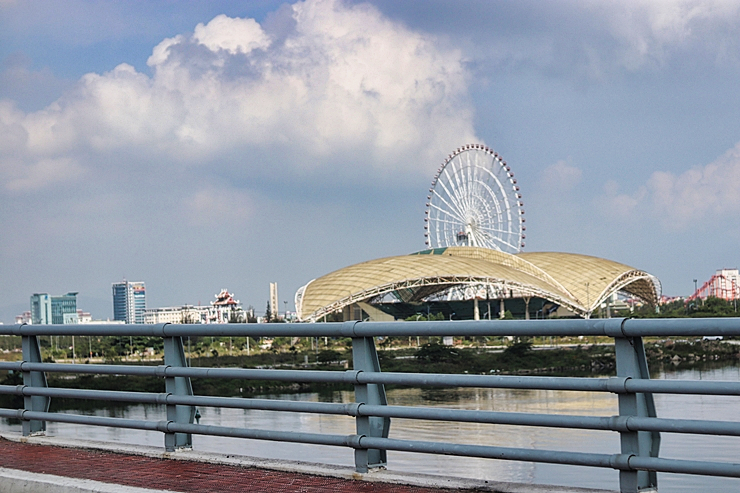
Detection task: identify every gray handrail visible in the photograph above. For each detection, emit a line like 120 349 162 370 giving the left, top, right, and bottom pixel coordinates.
4 317 740 337
2 317 740 492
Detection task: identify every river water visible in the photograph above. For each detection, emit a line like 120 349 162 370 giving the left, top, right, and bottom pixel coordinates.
3 365 740 492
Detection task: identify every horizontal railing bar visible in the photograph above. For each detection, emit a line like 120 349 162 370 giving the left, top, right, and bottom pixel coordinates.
0 409 357 448
8 362 360 383
162 367 355 383
0 386 359 415
162 422 356 447
0 385 160 403
358 405 740 437
5 408 740 478
359 437 740 477
623 416 740 436
0 408 163 432
624 379 740 395
4 385 740 438
15 363 164 376
358 373 740 396
8 361 740 395
360 436 615 467
626 455 740 478
5 317 740 338
620 318 740 338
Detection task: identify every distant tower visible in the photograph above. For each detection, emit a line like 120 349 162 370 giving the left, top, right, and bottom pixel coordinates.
112 280 146 324
30 293 52 324
270 282 279 320
52 292 79 324
30 292 78 324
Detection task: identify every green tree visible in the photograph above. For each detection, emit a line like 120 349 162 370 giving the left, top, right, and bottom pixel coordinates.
415 343 461 364
504 340 533 357
317 349 341 364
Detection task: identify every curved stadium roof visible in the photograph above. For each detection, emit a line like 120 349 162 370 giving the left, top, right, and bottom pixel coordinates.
295 247 660 321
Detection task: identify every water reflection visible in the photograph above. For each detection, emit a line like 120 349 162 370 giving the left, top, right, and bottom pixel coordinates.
2 366 740 492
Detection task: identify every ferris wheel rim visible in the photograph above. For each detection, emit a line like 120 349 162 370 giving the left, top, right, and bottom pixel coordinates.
424 143 525 254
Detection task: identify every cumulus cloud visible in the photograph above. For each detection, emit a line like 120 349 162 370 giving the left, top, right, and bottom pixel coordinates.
539 160 582 192
0 53 71 110
0 0 477 196
602 142 740 229
193 15 270 55
597 0 740 69
460 0 740 81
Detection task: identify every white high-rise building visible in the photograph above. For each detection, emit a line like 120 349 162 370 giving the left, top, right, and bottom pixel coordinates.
112 280 146 324
716 269 740 299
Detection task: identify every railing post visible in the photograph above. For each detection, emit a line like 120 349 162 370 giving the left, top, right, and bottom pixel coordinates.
614 333 660 493
163 336 195 451
21 334 50 436
351 336 390 473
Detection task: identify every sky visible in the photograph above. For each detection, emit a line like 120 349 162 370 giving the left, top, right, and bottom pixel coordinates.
2 0 740 323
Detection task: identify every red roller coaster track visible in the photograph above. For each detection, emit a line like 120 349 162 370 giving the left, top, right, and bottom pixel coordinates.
688 274 739 301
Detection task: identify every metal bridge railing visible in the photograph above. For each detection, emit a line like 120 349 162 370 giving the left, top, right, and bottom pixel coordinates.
2 318 740 492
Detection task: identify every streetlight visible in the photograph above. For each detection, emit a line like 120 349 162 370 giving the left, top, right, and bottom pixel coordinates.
443 312 456 346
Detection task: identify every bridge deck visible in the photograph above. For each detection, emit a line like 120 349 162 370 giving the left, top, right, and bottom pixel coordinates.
0 437 453 493
0 435 612 493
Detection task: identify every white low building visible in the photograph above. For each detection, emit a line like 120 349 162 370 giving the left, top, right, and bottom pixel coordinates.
144 289 247 324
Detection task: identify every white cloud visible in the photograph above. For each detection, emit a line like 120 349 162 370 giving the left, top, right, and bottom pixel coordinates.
467 1 740 82
193 15 270 55
648 142 740 224
539 160 582 192
595 0 740 70
602 180 646 217
0 0 477 195
602 141 740 229
5 157 83 191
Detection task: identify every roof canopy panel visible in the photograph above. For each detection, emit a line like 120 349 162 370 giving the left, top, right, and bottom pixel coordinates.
296 247 660 321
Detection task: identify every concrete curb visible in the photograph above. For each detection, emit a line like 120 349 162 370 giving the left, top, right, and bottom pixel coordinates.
1 433 616 493
0 467 181 493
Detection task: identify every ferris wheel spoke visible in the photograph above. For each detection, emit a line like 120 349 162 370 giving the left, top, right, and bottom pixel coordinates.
462 156 477 211
444 169 466 215
459 155 471 200
436 166 467 212
437 181 468 219
478 225 516 235
429 203 466 223
431 216 468 228
489 234 519 250
431 188 467 221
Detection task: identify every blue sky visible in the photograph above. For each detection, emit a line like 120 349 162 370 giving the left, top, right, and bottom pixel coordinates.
2 0 740 323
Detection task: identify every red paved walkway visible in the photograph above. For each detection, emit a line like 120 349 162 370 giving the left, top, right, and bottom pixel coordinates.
0 438 470 492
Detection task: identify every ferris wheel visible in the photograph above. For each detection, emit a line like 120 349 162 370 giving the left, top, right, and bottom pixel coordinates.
424 144 525 253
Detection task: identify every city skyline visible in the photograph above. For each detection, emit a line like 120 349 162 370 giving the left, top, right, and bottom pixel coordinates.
16 283 260 325
2 1 740 324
